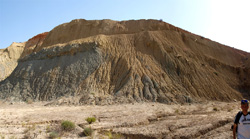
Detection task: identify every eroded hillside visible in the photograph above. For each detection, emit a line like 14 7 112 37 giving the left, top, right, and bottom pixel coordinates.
0 42 25 81
0 19 249 104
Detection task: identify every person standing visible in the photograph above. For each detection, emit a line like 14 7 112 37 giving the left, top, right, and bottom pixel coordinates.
233 99 250 139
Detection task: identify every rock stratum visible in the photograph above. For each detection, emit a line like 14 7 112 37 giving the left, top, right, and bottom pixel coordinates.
0 19 249 104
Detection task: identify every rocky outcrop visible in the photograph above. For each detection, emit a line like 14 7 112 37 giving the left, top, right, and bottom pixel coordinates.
0 42 25 81
0 19 249 104
1 42 102 101
21 32 48 58
0 32 48 82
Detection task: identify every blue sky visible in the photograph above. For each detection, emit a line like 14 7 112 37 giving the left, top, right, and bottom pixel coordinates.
0 0 249 52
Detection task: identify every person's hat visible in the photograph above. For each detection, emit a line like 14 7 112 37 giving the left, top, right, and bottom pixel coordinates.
241 99 249 105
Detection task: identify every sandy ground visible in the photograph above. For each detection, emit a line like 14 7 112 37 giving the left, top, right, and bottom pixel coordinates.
0 101 241 139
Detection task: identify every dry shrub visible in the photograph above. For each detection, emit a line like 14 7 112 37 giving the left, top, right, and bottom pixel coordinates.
61 120 75 131
85 117 96 124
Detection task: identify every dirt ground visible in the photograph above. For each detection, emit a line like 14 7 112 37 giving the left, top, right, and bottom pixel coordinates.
0 101 241 139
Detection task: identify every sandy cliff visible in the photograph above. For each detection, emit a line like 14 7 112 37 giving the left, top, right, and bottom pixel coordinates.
20 32 48 58
0 42 25 81
0 19 249 103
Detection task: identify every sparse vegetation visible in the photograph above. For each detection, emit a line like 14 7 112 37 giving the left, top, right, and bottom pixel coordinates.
31 124 36 130
214 72 218 76
49 131 59 139
175 109 180 114
26 98 33 104
23 128 30 134
86 117 96 124
83 127 93 136
228 108 233 112
23 124 36 134
61 120 75 131
46 125 51 133
10 136 16 139
105 131 123 139
0 101 239 138
213 107 219 111
23 130 33 139
21 122 26 127
106 131 112 138
0 134 5 139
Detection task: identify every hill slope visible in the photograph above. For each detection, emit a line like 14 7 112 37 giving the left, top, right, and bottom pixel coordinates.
0 19 249 104
0 42 25 81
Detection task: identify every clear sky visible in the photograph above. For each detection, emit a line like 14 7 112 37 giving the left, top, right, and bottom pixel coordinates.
0 0 250 52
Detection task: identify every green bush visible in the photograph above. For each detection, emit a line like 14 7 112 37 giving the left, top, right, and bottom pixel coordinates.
49 131 59 139
85 117 96 124
83 127 93 136
105 131 123 139
61 120 75 131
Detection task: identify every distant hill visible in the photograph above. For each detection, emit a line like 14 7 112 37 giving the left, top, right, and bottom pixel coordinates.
0 19 249 104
